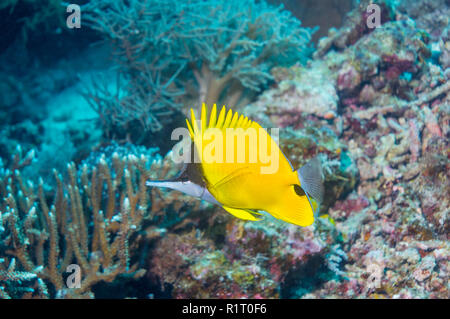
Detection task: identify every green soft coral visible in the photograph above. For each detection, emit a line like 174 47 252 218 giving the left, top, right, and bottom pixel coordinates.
1 0 65 38
82 0 315 112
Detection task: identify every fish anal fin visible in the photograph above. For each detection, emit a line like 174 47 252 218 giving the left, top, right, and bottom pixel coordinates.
223 206 261 221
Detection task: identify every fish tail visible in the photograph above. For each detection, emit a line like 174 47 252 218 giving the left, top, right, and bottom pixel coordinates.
297 156 324 204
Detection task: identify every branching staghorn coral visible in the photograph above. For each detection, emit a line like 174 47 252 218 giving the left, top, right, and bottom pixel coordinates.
0 258 44 299
82 0 314 116
0 145 196 298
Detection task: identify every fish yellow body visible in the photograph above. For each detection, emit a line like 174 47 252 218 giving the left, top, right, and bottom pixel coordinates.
148 103 323 227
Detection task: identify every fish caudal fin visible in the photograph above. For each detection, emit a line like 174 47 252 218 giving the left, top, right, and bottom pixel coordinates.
297 157 324 203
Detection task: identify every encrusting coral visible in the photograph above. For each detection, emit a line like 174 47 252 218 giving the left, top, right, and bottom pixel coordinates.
238 0 449 298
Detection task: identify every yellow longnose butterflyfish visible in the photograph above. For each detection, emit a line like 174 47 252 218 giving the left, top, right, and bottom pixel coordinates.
147 104 324 227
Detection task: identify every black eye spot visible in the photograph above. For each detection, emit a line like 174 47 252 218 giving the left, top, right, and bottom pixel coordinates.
294 184 306 196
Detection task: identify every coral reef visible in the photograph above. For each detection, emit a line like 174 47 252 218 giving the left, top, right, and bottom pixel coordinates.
81 0 314 140
149 217 334 298
395 0 449 41
82 68 185 135
1 0 448 300
0 0 65 39
238 0 449 298
150 230 279 298
249 61 339 119
0 145 196 298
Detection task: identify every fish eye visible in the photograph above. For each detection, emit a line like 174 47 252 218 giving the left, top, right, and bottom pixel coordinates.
293 184 306 196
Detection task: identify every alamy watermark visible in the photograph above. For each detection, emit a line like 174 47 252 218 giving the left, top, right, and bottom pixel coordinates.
66 3 383 30
66 264 81 289
366 4 382 29
66 4 81 29
365 262 383 293
170 123 280 174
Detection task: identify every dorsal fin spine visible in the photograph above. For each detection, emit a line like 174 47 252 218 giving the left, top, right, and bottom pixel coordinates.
190 108 199 136
186 119 194 137
230 112 239 128
201 103 207 132
236 114 245 127
188 105 253 136
209 104 217 128
223 109 233 128
216 106 226 129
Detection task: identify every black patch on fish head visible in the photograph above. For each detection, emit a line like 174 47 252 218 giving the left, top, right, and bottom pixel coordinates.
174 142 207 187
293 184 306 197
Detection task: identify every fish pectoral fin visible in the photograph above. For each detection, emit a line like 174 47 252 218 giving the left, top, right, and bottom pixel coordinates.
222 206 261 221
211 167 253 190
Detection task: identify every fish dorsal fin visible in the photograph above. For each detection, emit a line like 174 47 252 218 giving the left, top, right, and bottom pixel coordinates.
186 103 262 191
186 103 253 139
